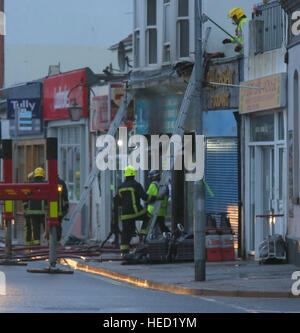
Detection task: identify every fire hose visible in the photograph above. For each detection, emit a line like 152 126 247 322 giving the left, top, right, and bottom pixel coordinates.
0 243 123 262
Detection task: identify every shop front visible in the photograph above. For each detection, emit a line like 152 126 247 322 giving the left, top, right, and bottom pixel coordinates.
44 69 96 240
201 58 241 251
240 73 287 259
133 57 242 244
6 81 45 241
89 83 134 241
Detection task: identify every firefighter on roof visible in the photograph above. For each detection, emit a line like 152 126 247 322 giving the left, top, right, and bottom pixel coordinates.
222 7 249 54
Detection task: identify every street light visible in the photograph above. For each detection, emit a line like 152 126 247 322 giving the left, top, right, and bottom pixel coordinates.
68 100 83 122
67 83 95 122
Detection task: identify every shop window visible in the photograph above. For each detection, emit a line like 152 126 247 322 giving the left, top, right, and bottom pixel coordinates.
177 0 189 58
278 111 284 141
250 114 274 142
59 127 81 202
16 141 46 212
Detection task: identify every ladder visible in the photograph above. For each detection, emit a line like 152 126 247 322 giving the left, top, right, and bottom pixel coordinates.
146 67 197 241
61 89 135 245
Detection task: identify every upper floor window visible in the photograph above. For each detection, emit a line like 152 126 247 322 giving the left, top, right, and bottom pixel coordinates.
134 0 141 68
177 0 189 58
163 0 171 63
253 1 283 53
146 0 157 65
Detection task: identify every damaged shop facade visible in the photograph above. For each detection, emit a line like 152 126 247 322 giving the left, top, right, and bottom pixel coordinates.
130 55 243 253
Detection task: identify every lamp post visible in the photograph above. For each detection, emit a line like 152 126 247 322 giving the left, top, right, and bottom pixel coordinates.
194 0 206 281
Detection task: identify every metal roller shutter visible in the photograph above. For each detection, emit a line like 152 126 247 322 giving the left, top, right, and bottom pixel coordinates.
205 138 239 248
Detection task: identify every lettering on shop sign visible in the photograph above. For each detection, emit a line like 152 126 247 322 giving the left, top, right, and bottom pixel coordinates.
239 74 285 114
210 93 231 108
206 66 235 108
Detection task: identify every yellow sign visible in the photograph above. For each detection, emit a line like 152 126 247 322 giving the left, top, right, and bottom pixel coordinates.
5 201 13 213
239 73 286 114
50 201 58 218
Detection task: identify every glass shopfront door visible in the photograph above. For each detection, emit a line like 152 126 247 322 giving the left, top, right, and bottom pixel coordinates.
247 111 286 258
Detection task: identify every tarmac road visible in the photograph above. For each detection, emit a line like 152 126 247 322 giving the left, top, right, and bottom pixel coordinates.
0 264 299 314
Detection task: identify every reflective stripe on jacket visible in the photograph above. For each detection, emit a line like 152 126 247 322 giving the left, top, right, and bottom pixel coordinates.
230 18 249 48
147 181 168 217
117 178 153 221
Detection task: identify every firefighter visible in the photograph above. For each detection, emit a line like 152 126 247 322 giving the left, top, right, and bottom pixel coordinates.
57 176 69 242
25 167 47 245
222 7 249 54
23 171 34 245
146 170 170 234
116 165 158 256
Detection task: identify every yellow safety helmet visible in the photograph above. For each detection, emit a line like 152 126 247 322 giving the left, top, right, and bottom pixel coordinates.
33 167 45 178
228 7 245 21
124 165 136 177
27 172 34 180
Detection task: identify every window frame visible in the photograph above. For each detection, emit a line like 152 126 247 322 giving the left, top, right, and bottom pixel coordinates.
176 0 190 59
145 0 158 66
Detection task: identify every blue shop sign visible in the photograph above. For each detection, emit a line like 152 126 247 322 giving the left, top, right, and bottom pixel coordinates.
7 98 43 135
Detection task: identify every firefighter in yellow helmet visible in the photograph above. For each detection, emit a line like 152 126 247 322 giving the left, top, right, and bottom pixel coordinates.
115 165 158 256
24 167 47 245
222 7 249 54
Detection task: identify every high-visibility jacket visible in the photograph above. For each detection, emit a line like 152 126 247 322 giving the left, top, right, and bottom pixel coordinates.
117 178 154 221
147 181 168 217
23 177 47 216
230 17 249 52
58 177 69 217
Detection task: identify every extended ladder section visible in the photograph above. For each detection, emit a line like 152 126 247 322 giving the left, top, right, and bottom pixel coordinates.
61 90 135 245
146 67 196 241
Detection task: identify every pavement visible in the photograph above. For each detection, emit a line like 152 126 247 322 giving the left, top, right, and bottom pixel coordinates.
1 229 300 299
61 254 300 299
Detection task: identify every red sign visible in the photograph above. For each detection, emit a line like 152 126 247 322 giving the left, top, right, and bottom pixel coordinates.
90 84 134 131
90 95 109 131
43 69 88 121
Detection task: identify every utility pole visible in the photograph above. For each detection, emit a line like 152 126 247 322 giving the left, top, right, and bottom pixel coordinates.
194 0 206 281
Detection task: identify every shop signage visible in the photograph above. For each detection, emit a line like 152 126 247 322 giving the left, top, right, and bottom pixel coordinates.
43 69 88 121
90 84 134 131
203 62 240 110
239 73 287 114
7 98 43 135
